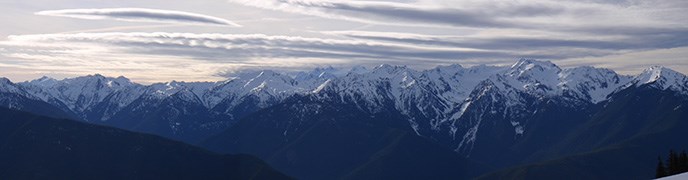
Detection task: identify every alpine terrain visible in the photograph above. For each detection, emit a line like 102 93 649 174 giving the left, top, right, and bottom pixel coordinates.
2 59 687 179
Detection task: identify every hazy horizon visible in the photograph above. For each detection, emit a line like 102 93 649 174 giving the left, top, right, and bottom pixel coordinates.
3 58 681 85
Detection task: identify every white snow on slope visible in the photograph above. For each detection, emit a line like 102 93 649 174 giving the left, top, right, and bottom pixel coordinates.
0 77 26 94
634 66 688 95
202 70 308 110
657 172 688 180
559 66 632 103
20 74 143 113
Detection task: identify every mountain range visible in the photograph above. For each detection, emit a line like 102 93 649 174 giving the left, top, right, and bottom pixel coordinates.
1 59 687 179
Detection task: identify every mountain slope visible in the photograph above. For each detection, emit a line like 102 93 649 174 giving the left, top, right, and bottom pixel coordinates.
0 78 75 119
105 89 231 143
477 84 688 180
19 74 144 117
202 95 488 180
0 107 291 180
432 60 626 168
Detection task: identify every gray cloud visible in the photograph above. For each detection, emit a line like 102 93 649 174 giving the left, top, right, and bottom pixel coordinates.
4 32 522 62
2 0 687 82
230 0 688 38
5 30 673 74
35 8 242 27
227 0 567 28
324 29 688 52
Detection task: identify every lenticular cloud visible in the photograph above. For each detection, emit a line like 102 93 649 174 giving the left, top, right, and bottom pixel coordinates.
35 8 242 27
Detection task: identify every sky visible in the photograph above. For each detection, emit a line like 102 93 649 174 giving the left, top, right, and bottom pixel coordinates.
0 0 687 83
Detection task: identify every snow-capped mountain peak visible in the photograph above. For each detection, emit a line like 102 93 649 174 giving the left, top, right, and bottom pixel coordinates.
19 74 143 113
422 64 504 103
508 59 561 75
147 81 215 102
111 76 134 87
368 64 417 81
633 66 688 93
373 64 406 73
312 66 338 78
0 77 11 84
348 65 370 75
202 69 304 109
636 66 684 84
148 81 186 97
499 59 562 96
0 77 25 94
558 66 632 103
28 76 58 87
294 66 338 90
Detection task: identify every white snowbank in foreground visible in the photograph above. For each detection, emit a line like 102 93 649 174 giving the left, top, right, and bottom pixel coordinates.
657 172 688 180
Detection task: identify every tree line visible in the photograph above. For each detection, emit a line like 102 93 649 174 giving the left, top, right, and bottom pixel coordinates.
656 150 688 178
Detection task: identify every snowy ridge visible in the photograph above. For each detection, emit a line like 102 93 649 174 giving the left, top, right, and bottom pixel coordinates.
632 66 688 94
559 66 632 103
6 60 682 119
5 59 672 121
0 77 45 110
493 59 631 102
303 59 640 149
147 81 215 99
294 66 338 90
0 77 27 95
506 59 562 96
2 59 687 151
19 74 144 114
446 60 637 154
11 59 646 116
203 70 305 110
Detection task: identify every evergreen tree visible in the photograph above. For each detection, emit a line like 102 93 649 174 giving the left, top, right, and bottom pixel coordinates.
680 151 688 173
657 156 668 178
668 150 679 175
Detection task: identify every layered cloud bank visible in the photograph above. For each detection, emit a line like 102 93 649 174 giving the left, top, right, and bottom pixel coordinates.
227 0 687 29
36 8 242 27
0 0 686 82
2 32 526 61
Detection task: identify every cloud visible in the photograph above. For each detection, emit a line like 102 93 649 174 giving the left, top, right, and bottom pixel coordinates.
323 29 688 52
3 32 523 62
35 8 242 27
3 29 685 83
226 0 566 28
229 0 688 36
0 32 519 82
557 46 688 75
2 0 686 82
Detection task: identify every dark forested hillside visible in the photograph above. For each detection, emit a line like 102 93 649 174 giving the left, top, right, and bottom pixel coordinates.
0 107 291 180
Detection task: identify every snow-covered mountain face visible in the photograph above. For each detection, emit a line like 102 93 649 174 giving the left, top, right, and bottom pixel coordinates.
2 59 686 146
19 74 144 118
632 66 688 94
0 77 76 119
0 77 38 109
310 60 635 150
0 77 24 94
